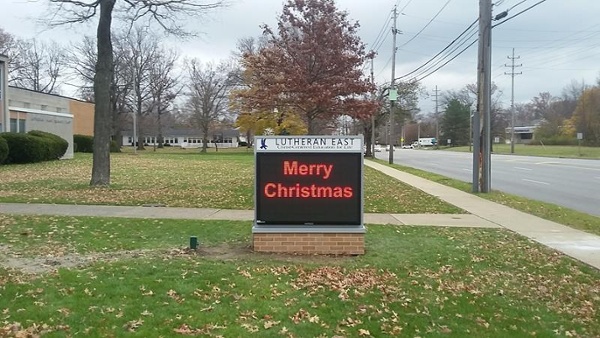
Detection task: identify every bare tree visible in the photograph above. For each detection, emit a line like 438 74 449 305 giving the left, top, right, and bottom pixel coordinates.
148 48 180 148
186 59 236 152
6 38 66 94
69 33 134 145
0 27 25 80
122 26 162 151
0 28 14 54
47 0 225 186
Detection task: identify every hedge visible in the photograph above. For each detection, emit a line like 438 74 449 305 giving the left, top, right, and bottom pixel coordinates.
28 130 69 160
530 136 578 146
74 134 94 153
0 136 8 164
74 134 121 153
0 131 68 164
1 133 45 164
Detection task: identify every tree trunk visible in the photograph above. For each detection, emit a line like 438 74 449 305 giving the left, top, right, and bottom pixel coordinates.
364 124 372 157
201 124 209 153
307 118 316 135
90 0 116 187
137 122 145 150
157 110 164 148
201 136 208 153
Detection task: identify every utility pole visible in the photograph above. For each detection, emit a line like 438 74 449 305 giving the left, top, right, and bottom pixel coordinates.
370 54 376 157
474 0 492 193
433 85 440 148
388 6 399 164
505 48 521 154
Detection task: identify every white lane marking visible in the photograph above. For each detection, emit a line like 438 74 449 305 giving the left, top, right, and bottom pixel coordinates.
535 162 600 172
522 178 550 185
462 168 472 172
514 167 533 171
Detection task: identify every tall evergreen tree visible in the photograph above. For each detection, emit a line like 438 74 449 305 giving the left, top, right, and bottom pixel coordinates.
441 98 470 146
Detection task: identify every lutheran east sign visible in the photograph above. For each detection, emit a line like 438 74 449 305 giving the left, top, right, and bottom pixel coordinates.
252 135 365 255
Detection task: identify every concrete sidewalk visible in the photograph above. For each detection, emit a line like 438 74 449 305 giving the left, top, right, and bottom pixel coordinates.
0 203 499 228
0 160 599 270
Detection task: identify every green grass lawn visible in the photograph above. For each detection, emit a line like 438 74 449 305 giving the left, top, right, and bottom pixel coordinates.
1 213 599 337
444 143 600 159
0 150 462 214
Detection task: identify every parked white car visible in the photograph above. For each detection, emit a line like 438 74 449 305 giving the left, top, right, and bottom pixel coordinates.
401 144 413 149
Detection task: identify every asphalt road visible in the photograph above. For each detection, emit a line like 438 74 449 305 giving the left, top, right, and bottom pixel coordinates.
374 149 600 217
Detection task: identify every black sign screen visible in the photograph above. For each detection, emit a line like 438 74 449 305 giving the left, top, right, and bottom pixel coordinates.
256 152 362 225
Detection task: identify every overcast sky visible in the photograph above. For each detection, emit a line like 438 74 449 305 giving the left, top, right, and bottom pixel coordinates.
2 0 600 117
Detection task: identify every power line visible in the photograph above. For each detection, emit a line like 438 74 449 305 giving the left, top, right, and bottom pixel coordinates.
507 0 528 12
375 54 393 79
396 18 478 81
397 0 547 83
410 27 478 80
399 0 414 13
369 11 393 53
399 0 452 48
492 0 548 28
415 39 477 81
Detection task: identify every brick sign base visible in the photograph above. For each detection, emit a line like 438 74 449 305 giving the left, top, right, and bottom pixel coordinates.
253 232 365 255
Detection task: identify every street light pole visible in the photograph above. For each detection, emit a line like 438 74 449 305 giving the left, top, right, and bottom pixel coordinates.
0 55 9 132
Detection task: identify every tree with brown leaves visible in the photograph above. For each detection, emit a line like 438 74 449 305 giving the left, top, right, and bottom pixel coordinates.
234 0 377 135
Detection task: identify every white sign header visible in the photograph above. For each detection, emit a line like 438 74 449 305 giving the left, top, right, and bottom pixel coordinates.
255 136 363 153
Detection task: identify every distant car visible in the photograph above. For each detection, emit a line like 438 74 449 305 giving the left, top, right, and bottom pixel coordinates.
401 144 413 149
373 145 383 152
386 145 396 151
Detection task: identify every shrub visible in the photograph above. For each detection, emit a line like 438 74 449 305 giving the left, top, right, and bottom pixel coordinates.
27 130 68 160
74 134 94 153
530 136 578 146
110 140 121 153
0 132 45 164
73 134 121 153
0 136 8 164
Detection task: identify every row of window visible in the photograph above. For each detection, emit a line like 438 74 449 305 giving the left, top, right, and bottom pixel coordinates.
126 137 234 144
7 101 64 113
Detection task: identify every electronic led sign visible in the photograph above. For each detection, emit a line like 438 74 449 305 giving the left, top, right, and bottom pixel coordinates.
254 136 363 227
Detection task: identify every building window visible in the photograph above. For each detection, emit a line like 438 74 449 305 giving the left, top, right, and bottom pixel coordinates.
24 102 30 108
41 105 48 111
9 119 26 133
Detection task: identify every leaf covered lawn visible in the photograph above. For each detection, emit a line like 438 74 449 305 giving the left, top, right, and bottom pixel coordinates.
0 219 599 337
